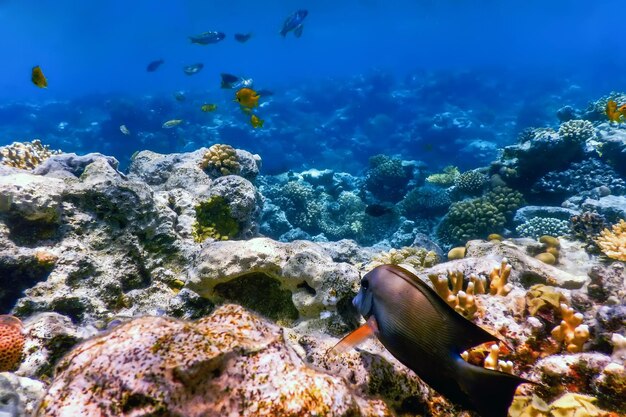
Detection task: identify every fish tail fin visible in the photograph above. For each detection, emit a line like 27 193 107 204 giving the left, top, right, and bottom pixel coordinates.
456 358 536 417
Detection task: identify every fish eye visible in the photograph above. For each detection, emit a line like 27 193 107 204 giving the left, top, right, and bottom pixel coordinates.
361 279 369 289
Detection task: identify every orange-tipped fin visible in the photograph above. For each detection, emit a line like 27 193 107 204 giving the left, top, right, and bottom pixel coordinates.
329 316 378 355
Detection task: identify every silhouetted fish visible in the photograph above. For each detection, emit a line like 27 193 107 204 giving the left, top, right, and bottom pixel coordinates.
189 31 225 45
146 59 164 72
234 33 252 43
280 10 308 37
220 73 253 89
365 203 393 217
333 264 535 417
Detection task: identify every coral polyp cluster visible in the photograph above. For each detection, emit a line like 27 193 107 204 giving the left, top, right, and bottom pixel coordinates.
0 140 60 169
199 144 240 177
595 219 626 261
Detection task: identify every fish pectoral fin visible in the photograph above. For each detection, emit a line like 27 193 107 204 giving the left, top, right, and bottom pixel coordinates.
328 316 378 355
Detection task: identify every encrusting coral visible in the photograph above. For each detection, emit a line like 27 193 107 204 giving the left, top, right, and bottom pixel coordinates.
192 196 239 242
595 219 626 261
525 284 567 317
0 315 25 372
199 144 240 177
0 139 60 169
551 303 590 353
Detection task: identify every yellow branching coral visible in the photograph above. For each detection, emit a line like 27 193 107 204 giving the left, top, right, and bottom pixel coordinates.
428 271 486 318
0 139 60 169
425 165 460 186
489 257 513 296
595 219 626 261
510 393 610 417
199 144 240 177
551 303 590 353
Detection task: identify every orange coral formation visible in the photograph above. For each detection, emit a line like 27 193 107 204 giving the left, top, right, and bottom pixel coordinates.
551 304 590 353
0 315 25 371
489 258 512 296
595 219 626 261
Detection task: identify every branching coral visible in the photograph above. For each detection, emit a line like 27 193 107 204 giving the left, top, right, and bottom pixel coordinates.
0 315 24 372
462 343 513 374
437 198 506 245
0 139 60 169
595 219 626 261
192 196 239 242
199 144 240 177
558 119 595 144
428 270 485 318
489 258 513 296
454 170 487 195
369 246 439 271
532 159 625 197
551 303 590 353
426 165 460 186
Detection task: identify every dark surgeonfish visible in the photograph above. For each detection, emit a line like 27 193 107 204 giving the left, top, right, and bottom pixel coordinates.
146 59 164 72
332 264 536 417
280 9 308 37
189 31 225 45
234 33 252 43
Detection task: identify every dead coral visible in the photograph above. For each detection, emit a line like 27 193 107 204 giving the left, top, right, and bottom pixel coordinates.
595 219 626 261
551 303 590 353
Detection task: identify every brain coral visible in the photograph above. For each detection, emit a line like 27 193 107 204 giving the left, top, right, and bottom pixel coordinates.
557 119 595 144
199 144 240 177
36 304 389 417
0 315 24 372
454 170 487 195
0 140 60 169
437 198 506 245
364 154 412 202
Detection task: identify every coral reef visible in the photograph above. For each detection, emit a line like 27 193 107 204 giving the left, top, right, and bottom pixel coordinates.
425 165 459 186
0 316 24 372
454 169 487 195
437 198 506 245
571 211 608 253
0 140 60 170
550 304 590 353
199 143 240 177
595 219 626 261
364 154 413 202
400 185 451 217
557 119 596 144
367 246 439 271
485 186 525 220
192 196 240 242
516 217 571 239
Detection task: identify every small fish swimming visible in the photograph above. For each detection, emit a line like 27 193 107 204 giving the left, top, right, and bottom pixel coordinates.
31 66 47 88
220 73 253 89
234 33 252 43
146 59 164 72
174 91 186 102
189 31 226 45
250 114 264 128
235 87 260 108
183 63 204 75
162 119 183 128
332 264 535 417
201 104 218 112
280 9 308 37
119 125 130 135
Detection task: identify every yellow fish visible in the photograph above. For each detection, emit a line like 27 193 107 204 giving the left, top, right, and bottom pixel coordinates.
119 125 130 135
162 119 183 128
235 87 260 108
606 100 622 123
31 66 47 88
250 114 264 128
201 104 218 112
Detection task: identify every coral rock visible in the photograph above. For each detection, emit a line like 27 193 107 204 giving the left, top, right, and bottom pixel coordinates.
36 304 390 417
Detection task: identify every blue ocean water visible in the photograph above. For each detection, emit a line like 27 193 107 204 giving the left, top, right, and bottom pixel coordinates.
0 0 624 172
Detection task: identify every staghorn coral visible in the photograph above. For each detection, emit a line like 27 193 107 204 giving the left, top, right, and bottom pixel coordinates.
485 186 525 220
595 219 626 261
364 154 412 202
516 217 570 239
0 139 60 169
425 165 460 186
551 303 590 353
454 170 487 195
199 144 240 177
0 315 24 372
368 246 439 271
400 185 451 217
428 270 485 318
558 119 596 144
437 198 506 245
192 196 239 242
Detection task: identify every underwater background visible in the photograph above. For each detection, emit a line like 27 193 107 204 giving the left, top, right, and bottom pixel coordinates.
0 2 626 417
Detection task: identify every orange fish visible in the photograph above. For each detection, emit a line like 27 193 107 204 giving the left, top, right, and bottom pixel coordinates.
235 87 260 108
606 100 622 122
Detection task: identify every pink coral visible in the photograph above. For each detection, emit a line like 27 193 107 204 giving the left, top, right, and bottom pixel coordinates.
0 315 24 372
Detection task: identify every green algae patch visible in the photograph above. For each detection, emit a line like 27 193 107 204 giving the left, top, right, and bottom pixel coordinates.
192 196 239 242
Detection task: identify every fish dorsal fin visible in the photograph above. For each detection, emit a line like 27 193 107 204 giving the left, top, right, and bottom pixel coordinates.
381 265 499 352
